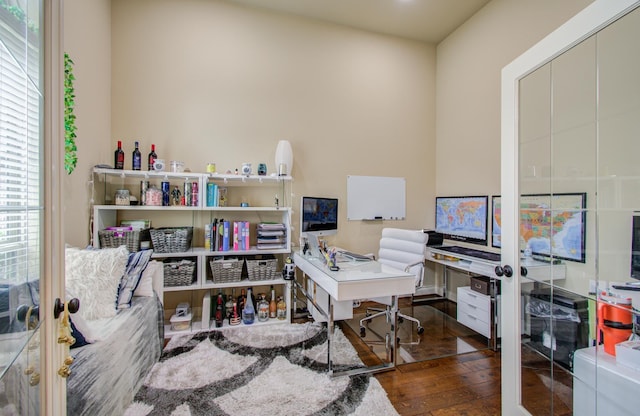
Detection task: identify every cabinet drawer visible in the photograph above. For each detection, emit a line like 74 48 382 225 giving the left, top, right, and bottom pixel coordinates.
458 307 491 338
457 286 491 313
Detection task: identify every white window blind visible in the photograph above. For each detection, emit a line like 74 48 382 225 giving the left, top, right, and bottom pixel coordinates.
0 7 42 285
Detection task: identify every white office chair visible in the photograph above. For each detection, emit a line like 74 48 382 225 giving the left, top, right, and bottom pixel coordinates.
359 228 427 338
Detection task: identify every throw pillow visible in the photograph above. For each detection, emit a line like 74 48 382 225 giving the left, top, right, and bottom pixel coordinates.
116 249 153 309
69 312 95 348
134 260 161 297
65 246 129 321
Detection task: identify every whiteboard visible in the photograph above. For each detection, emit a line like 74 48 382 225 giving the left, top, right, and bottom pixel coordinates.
347 176 406 221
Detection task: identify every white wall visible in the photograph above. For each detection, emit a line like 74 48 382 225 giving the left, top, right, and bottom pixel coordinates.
109 0 437 257
63 0 112 248
434 0 593 296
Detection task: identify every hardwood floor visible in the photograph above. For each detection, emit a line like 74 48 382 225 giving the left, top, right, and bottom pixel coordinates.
339 315 502 416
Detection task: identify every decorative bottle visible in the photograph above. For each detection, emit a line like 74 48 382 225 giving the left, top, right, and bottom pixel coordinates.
242 288 255 325
148 144 157 170
277 296 287 320
132 141 142 170
215 290 224 328
114 140 124 169
269 285 277 319
257 294 269 322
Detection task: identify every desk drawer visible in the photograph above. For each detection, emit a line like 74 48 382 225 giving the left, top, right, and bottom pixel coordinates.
457 286 491 313
458 307 491 338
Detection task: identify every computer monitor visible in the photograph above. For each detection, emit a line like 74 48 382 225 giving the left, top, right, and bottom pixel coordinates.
435 195 488 246
492 193 586 263
300 196 338 237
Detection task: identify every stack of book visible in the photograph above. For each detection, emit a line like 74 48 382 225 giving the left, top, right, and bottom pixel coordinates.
256 222 286 250
206 219 250 251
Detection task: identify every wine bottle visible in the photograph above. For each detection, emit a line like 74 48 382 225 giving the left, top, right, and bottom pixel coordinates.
229 302 241 326
269 285 277 319
215 290 224 328
225 288 235 320
277 296 286 320
148 144 157 170
237 288 246 316
114 140 125 169
132 141 142 170
242 288 255 325
257 294 269 322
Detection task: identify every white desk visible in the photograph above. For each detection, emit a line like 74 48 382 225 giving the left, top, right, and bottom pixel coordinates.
425 246 567 351
293 251 415 376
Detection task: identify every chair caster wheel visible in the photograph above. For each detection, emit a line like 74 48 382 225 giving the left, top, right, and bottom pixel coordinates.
398 317 404 324
360 327 366 337
417 326 424 335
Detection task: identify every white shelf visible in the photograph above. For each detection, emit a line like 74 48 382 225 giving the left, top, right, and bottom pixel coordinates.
92 167 293 338
164 316 290 338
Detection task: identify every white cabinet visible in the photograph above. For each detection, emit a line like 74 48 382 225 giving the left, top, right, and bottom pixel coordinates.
457 286 492 338
91 168 293 337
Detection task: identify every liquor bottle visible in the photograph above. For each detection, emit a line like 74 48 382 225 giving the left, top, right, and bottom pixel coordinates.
132 141 142 170
277 296 287 320
249 287 256 312
237 288 246 316
148 144 157 170
114 140 125 169
257 294 269 322
229 302 241 326
242 288 255 325
215 290 224 328
269 285 277 319
225 288 235 319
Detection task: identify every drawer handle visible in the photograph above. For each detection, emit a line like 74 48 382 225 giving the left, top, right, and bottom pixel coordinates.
466 314 477 320
467 304 477 309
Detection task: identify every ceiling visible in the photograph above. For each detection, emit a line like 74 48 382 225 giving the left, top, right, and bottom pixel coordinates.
226 0 492 44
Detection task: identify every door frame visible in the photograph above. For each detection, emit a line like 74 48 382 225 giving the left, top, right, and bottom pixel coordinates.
42 0 66 414
500 0 640 414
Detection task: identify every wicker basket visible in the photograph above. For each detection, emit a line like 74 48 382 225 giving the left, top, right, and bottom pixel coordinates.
150 227 193 253
98 228 149 252
163 260 196 287
246 255 278 281
210 258 244 283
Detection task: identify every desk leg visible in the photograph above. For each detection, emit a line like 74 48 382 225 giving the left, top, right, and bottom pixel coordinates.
328 297 334 375
390 295 398 366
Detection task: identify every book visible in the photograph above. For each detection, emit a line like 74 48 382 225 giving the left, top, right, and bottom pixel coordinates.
233 221 240 251
242 221 250 250
222 221 230 251
201 292 211 330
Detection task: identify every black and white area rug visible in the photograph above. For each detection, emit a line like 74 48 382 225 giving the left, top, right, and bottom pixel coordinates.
124 323 399 416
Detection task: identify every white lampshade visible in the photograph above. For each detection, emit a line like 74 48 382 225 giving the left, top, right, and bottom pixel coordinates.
274 140 293 176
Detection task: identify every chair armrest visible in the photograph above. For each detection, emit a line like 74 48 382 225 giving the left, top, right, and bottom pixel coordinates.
403 260 425 273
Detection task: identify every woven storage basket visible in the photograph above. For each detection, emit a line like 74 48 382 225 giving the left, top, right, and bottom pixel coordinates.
150 227 193 253
210 258 244 283
163 260 196 287
246 255 278 281
98 228 149 252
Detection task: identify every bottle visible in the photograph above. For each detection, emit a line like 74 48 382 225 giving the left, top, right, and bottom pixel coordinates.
269 285 277 319
237 288 246 316
249 287 256 312
225 288 235 319
114 140 124 169
148 144 157 170
229 302 241 326
277 296 287 320
132 141 142 170
242 288 255 325
215 290 224 328
257 294 269 322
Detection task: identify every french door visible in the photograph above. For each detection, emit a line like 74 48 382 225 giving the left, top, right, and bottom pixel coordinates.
0 0 66 414
500 1 640 415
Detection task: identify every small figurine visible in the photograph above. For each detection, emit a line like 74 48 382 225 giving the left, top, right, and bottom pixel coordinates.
282 257 295 280
171 186 181 206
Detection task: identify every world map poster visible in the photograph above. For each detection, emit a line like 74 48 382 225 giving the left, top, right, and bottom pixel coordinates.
492 193 586 263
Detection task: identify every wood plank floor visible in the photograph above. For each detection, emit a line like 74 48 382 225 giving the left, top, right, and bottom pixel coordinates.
339 318 502 416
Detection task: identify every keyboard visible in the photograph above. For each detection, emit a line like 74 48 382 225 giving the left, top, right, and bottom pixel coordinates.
337 250 372 261
434 246 500 262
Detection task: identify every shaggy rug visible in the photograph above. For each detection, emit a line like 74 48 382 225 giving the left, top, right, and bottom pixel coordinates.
124 322 399 416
